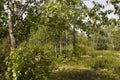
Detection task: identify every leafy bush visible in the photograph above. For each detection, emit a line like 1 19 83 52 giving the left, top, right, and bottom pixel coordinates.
93 37 108 50
86 56 120 70
112 29 120 50
0 38 10 80
76 45 95 56
5 44 55 80
97 71 120 80
113 61 120 75
91 33 108 50
0 52 6 80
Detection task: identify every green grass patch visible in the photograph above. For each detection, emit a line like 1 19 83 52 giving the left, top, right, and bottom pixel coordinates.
49 69 120 80
49 50 120 80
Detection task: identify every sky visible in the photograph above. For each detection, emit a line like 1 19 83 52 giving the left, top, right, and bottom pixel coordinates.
83 0 119 19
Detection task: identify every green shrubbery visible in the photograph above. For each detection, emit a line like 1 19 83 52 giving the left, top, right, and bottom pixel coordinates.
112 29 120 50
87 56 119 70
5 44 55 80
94 38 108 50
96 71 120 80
76 45 95 56
85 55 120 78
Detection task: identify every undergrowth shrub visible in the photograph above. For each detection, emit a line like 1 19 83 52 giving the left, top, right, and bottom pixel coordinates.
85 56 120 70
85 55 120 77
83 55 120 79
76 45 95 56
0 38 10 80
97 71 120 80
5 44 55 80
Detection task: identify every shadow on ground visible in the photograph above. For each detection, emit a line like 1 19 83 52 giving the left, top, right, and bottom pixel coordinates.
48 69 120 80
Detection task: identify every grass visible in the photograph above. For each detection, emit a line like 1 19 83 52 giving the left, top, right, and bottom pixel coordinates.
49 67 120 80
48 50 120 80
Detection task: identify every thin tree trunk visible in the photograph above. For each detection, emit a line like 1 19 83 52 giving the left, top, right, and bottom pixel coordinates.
8 0 16 50
72 26 76 55
65 30 68 53
59 34 62 54
54 42 57 53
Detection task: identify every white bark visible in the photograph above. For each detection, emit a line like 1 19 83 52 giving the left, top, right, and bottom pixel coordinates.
8 0 16 50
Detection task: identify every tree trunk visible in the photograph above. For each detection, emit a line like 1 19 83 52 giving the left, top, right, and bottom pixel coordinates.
54 42 57 53
72 26 76 55
59 34 62 54
8 0 16 51
65 30 68 53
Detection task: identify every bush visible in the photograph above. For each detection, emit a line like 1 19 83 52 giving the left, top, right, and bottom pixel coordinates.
86 56 120 70
95 42 108 50
0 38 10 80
76 45 95 56
91 33 108 50
112 29 120 50
5 44 55 80
0 52 6 80
97 71 120 80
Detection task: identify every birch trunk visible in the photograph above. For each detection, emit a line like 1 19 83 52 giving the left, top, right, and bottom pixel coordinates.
73 26 76 55
8 0 16 50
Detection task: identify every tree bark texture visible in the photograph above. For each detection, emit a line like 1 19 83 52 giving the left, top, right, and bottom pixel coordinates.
8 0 16 50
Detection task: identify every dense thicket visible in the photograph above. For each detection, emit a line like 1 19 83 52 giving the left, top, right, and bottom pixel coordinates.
0 0 120 80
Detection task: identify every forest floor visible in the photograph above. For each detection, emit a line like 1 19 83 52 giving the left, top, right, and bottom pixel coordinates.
48 50 120 80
